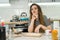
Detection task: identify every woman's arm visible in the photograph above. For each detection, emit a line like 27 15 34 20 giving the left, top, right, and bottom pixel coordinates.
34 25 51 33
34 24 47 33
28 15 37 32
28 19 34 32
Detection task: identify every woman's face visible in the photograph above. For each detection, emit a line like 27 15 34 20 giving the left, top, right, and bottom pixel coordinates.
31 5 38 16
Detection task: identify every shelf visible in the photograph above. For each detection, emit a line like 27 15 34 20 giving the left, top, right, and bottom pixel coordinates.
0 21 28 25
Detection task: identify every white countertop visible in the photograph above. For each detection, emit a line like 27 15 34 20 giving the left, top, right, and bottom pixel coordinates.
14 36 51 40
13 33 52 40
6 32 52 40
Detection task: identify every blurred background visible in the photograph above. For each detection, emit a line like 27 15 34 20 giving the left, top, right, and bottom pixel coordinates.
0 0 60 21
0 0 60 40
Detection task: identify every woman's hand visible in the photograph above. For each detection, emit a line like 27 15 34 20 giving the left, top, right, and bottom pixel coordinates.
34 24 46 33
31 15 37 21
34 25 42 33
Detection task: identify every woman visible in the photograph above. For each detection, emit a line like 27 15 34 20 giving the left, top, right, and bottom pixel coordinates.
28 3 51 33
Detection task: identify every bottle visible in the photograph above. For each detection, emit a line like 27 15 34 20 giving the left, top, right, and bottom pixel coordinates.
8 29 13 40
52 20 59 40
52 29 58 40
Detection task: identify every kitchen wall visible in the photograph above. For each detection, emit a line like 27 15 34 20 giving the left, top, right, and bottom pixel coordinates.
0 0 29 21
0 0 60 21
41 5 60 19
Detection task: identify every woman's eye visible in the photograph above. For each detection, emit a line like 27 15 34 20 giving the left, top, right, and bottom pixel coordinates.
31 7 37 11
31 9 33 10
35 8 37 10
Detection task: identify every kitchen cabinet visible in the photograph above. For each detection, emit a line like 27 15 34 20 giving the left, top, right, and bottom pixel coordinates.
51 0 60 2
40 0 52 2
0 0 9 3
55 0 60 2
28 0 40 3
28 0 60 3
28 0 52 3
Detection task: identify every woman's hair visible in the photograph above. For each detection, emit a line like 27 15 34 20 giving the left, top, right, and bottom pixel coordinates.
30 3 45 25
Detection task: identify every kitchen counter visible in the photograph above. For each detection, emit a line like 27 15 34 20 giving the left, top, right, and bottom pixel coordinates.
14 36 51 40
0 21 28 25
7 33 52 40
14 34 52 40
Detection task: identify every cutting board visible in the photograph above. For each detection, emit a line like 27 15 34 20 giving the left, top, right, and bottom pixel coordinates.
22 33 43 37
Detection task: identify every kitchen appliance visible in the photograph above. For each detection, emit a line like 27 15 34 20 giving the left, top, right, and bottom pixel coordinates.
12 15 19 22
19 12 29 21
0 27 6 40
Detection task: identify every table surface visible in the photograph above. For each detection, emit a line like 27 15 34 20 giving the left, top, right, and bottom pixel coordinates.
14 34 52 40
7 33 52 40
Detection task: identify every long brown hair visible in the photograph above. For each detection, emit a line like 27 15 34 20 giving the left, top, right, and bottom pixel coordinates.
30 3 45 25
